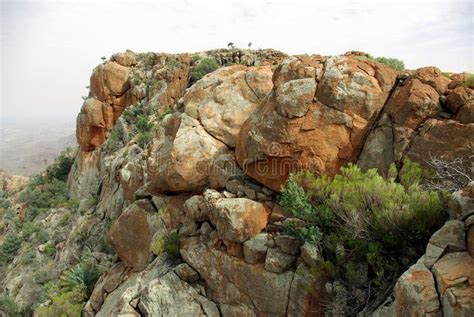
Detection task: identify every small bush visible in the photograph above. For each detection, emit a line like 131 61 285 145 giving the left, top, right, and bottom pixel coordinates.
135 117 154 133
373 56 405 71
358 54 405 71
190 57 219 82
59 264 100 297
0 296 22 317
137 132 153 149
44 244 56 258
0 232 21 264
464 74 474 88
35 289 84 317
150 232 180 259
45 149 75 182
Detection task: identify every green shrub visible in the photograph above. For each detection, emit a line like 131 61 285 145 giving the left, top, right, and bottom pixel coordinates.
0 296 22 317
373 56 405 71
45 149 75 182
280 160 446 290
59 264 100 297
19 177 70 221
45 244 56 258
357 54 405 71
190 57 219 82
150 232 180 259
35 289 84 317
21 248 36 264
135 116 154 133
137 132 153 149
0 232 21 264
464 74 474 88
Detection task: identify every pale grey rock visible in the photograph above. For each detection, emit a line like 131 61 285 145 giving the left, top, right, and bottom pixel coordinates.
300 242 323 267
424 220 465 268
264 247 297 273
274 235 302 255
243 233 269 264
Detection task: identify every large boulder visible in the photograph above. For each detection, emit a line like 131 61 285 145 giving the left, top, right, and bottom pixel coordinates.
180 236 296 315
91 61 131 103
375 259 442 317
204 190 269 243
236 55 396 191
107 203 162 271
184 65 274 148
145 113 237 193
76 98 113 151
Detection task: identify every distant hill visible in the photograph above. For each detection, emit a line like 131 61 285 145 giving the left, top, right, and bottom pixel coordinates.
0 121 77 176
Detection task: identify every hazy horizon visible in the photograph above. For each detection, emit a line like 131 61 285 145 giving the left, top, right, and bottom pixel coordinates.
1 0 473 126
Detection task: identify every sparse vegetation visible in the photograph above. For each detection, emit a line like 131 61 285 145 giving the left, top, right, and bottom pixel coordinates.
190 57 219 82
36 264 100 317
464 73 474 88
0 296 23 317
0 232 21 264
373 56 405 71
357 54 405 71
150 232 180 259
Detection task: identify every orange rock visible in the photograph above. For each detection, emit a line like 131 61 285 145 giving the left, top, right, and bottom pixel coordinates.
236 55 396 191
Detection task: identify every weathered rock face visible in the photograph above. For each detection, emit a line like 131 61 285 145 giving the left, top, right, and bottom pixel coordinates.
384 258 442 316
236 55 397 191
184 65 274 148
358 68 474 177
62 49 474 317
180 236 296 315
432 252 474 317
406 119 474 172
145 113 237 193
84 257 219 317
205 192 269 243
107 203 158 271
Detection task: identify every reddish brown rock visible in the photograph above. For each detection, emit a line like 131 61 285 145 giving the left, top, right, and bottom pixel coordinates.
406 119 474 172
446 86 472 113
236 55 396 191
107 203 158 271
415 67 450 95
385 78 440 130
91 61 131 103
454 99 474 124
76 98 110 151
206 193 269 243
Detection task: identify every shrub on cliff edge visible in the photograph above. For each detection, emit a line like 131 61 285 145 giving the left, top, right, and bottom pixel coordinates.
280 160 446 294
190 57 219 82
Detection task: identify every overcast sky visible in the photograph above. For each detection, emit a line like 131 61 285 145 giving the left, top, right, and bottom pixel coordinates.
1 0 473 125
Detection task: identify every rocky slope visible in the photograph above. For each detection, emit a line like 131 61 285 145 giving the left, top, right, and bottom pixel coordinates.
1 48 473 316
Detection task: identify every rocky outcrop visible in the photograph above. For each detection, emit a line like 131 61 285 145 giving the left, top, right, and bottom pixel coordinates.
83 256 219 317
358 68 474 176
145 113 237 193
236 55 397 191
63 49 474 317
184 65 273 148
